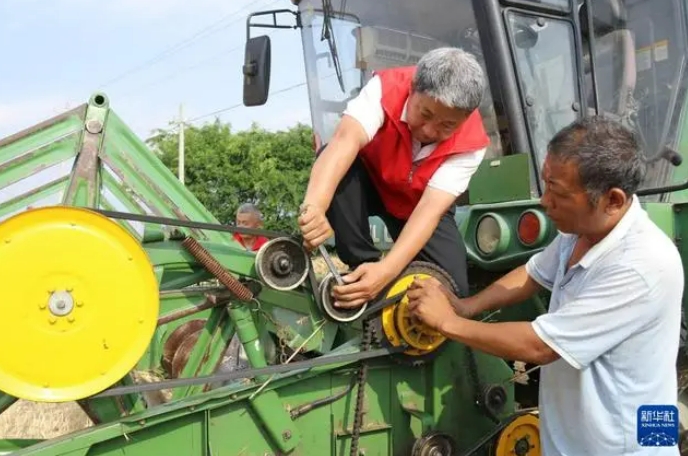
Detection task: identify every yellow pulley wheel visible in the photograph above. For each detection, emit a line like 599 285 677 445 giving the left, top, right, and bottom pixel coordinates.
494 413 541 456
381 270 448 356
0 206 160 403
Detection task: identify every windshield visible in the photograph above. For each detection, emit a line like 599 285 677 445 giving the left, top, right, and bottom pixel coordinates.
296 0 509 160
581 0 688 194
506 0 688 195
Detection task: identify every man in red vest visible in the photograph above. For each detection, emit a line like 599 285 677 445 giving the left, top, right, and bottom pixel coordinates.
233 203 269 252
298 47 490 309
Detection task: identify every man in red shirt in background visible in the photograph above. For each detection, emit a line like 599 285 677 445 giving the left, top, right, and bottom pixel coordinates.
298 47 490 309
233 203 269 252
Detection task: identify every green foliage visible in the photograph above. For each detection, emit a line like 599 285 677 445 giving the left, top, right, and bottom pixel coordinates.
147 120 315 234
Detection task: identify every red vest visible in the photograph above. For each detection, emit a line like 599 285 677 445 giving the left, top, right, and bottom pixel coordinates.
358 66 490 220
233 232 268 252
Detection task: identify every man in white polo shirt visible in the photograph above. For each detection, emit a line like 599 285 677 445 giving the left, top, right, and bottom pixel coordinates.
298 47 490 308
407 116 684 455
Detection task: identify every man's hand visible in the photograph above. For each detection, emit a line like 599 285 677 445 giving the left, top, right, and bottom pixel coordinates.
332 262 395 309
298 203 333 250
407 277 464 331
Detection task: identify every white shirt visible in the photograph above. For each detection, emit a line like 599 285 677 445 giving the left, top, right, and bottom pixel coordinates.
526 195 683 455
343 75 486 197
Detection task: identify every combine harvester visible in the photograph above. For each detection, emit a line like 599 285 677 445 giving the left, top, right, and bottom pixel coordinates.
0 0 687 454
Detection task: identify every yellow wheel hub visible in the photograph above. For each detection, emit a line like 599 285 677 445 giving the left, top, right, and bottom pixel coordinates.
0 206 160 402
494 413 541 456
381 272 447 356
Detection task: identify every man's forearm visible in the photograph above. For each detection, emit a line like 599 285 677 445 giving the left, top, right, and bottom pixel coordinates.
439 318 558 365
462 265 542 317
302 116 367 210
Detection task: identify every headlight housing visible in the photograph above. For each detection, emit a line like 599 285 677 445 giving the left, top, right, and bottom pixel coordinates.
475 213 510 256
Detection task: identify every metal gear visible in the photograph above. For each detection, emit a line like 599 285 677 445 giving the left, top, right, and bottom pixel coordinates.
370 261 457 366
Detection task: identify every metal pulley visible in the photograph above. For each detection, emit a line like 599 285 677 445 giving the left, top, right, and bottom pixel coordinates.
411 432 457 456
372 261 455 365
318 271 367 322
492 413 541 456
254 237 310 291
0 206 160 402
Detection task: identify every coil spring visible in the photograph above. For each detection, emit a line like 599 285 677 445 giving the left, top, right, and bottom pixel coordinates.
182 237 253 302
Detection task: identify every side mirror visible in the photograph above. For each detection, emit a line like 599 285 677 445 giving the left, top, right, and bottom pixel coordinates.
243 35 271 107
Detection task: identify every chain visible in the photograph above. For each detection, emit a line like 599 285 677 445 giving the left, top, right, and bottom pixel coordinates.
350 317 373 456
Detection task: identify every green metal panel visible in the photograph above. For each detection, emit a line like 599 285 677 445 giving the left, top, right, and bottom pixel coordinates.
468 154 533 205
10 341 514 456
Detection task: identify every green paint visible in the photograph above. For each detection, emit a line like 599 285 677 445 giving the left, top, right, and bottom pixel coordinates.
468 154 534 205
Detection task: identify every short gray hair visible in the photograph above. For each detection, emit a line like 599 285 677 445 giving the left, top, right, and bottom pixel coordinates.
237 202 263 221
412 47 486 112
547 116 646 205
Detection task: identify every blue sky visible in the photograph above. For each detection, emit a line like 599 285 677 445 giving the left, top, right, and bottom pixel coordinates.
0 0 311 141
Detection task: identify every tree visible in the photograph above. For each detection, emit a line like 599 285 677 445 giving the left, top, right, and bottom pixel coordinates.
147 119 315 234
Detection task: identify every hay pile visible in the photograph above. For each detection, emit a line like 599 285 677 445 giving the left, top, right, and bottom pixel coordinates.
0 400 92 439
311 253 347 276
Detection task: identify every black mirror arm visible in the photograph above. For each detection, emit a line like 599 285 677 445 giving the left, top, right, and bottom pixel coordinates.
246 9 302 41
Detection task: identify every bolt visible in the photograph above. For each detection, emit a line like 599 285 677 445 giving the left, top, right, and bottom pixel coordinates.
3 239 10 244
282 431 291 441
67 316 75 323
38 303 46 310
103 340 109 349
48 317 56 325
76 301 84 307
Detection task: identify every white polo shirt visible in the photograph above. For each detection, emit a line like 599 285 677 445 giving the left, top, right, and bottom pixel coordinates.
526 195 683 455
343 75 486 197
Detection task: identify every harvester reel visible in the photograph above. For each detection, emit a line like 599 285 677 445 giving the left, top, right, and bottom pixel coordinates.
255 237 309 291
318 271 367 322
371 261 456 366
492 413 541 456
0 206 160 403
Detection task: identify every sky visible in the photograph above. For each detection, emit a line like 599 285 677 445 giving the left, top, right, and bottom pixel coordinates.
0 0 312 141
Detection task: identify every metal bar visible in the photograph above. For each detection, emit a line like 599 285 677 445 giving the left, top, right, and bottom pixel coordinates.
476 0 533 161
227 303 301 452
92 346 403 398
171 306 226 400
190 313 236 397
157 295 229 326
585 0 600 115
229 303 270 381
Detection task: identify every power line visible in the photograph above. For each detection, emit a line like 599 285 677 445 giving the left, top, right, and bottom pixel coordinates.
183 65 360 125
98 0 280 89
117 41 250 99
186 81 309 124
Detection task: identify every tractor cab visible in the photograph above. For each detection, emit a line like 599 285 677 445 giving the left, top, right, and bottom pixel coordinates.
243 0 688 207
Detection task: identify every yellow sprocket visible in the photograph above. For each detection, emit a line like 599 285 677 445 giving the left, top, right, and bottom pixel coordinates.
0 206 160 402
493 412 541 456
372 261 458 365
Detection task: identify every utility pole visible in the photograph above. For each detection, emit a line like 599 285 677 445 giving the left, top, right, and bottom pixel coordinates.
178 103 185 185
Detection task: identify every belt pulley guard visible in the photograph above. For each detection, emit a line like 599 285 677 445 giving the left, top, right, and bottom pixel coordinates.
0 206 160 402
